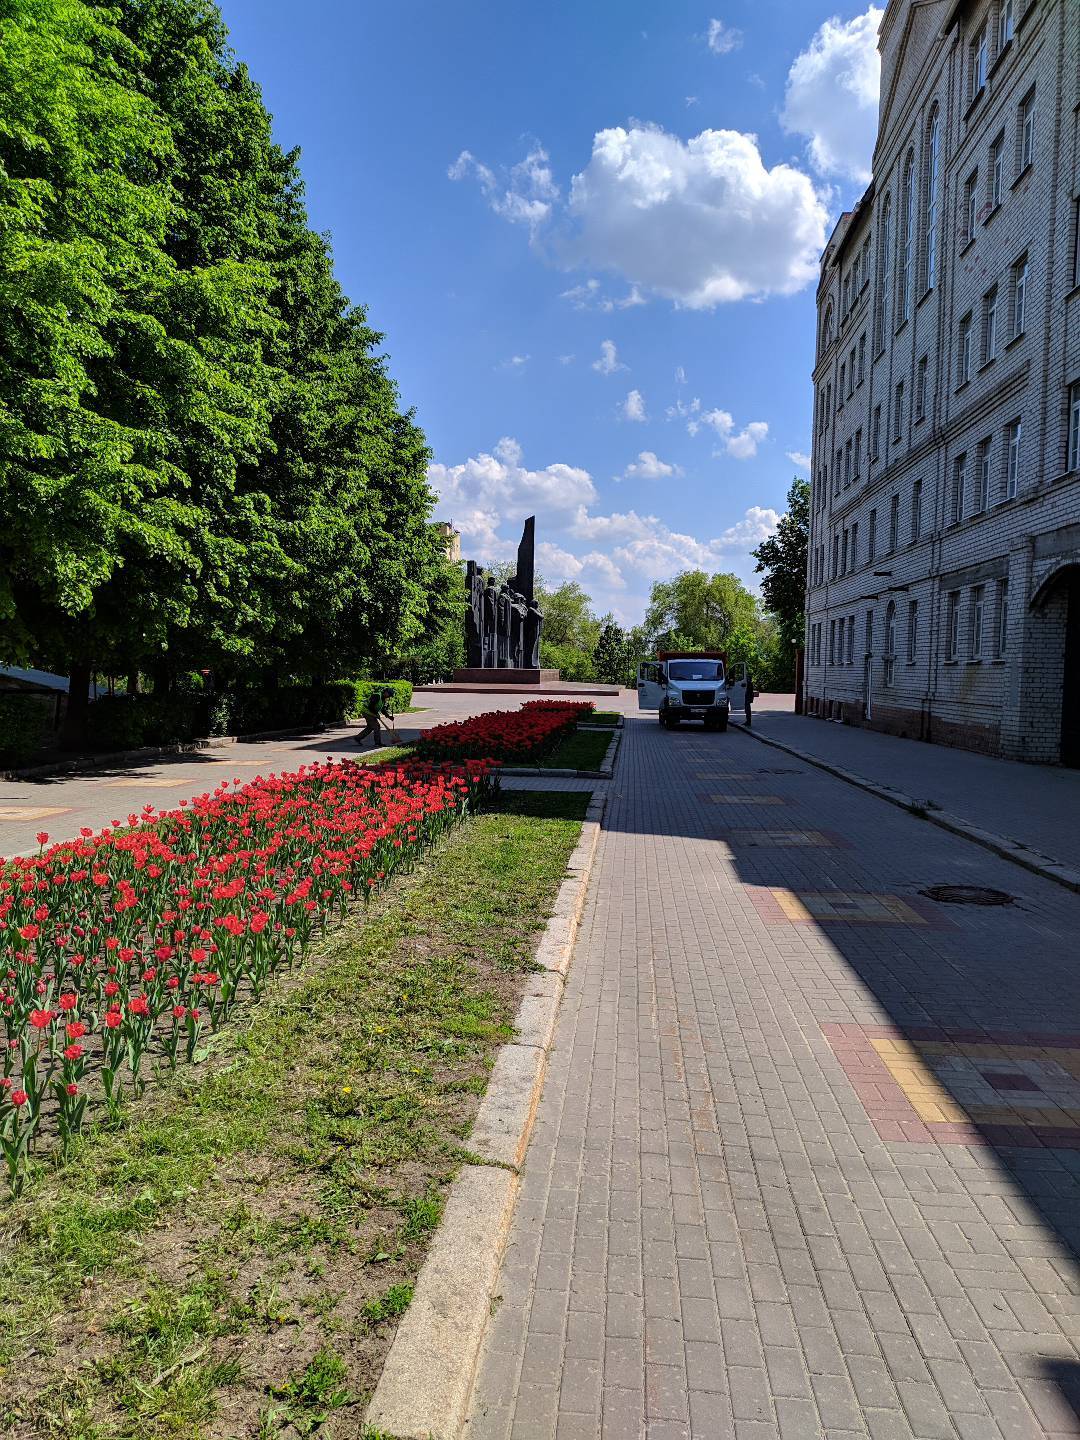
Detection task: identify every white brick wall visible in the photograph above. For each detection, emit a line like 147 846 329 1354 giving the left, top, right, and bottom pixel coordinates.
804 0 1080 763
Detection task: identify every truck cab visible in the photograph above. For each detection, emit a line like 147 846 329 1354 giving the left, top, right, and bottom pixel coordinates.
637 652 731 731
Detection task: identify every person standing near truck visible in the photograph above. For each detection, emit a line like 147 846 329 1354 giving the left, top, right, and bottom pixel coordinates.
744 673 756 726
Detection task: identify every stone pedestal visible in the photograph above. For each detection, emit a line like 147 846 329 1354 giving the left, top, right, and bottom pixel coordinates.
452 668 561 686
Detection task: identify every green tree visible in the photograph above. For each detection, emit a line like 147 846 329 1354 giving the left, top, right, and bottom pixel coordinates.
643 570 759 652
752 477 810 655
592 618 628 686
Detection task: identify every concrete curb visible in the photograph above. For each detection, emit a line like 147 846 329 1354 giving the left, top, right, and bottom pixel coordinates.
365 790 606 1440
499 728 622 781
734 721 1080 896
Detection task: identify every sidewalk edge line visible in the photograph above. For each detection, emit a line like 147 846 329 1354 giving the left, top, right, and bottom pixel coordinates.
733 722 1080 896
364 791 607 1440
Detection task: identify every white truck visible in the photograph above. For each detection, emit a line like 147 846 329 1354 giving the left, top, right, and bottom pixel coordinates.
636 651 748 731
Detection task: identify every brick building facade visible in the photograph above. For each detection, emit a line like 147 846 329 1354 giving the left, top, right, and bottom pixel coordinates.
804 0 1080 764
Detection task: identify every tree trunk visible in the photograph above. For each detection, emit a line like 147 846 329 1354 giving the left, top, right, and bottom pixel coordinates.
126 671 140 696
59 661 93 751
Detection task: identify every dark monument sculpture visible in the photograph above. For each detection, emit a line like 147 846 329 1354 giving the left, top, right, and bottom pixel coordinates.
460 516 545 676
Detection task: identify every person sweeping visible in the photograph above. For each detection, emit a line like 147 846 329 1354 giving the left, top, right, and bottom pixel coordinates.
355 687 393 748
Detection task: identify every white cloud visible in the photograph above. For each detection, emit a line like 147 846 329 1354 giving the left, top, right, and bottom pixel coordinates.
685 95 699 108
561 278 645 311
567 124 829 306
674 366 687 385
558 353 575 365
781 7 883 182
500 353 530 370
682 405 769 459
787 450 812 471
449 143 559 234
622 389 647 422
428 436 597 558
592 339 627 375
706 18 742 54
621 451 683 481
570 504 778 578
718 505 780 547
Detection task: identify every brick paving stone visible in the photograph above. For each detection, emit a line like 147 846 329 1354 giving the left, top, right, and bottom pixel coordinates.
465 714 1080 1438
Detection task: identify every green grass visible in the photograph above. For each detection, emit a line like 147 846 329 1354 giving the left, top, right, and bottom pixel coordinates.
580 711 620 727
352 742 414 765
0 792 583 1439
536 727 613 772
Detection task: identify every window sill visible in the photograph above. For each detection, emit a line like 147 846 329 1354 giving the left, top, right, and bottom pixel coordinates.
917 286 936 311
978 356 997 374
960 237 976 258
965 86 986 123
914 414 927 426
1012 163 1032 191
983 201 1003 226
956 379 971 395
894 318 909 339
944 659 960 667
1005 330 1025 352
988 37 1013 82
966 658 984 667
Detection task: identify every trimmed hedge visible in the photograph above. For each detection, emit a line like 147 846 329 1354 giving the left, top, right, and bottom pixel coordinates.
351 680 412 716
0 694 52 767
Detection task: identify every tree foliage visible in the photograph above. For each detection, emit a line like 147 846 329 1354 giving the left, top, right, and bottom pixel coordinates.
0 0 450 735
752 477 810 655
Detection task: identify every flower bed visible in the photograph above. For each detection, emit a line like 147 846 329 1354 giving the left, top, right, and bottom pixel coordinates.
0 757 496 1193
413 702 590 763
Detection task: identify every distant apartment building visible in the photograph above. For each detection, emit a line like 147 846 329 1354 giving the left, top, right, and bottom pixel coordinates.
804 0 1080 764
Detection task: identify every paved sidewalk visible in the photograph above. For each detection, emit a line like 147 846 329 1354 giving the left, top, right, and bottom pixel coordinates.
744 711 1080 874
465 712 1080 1439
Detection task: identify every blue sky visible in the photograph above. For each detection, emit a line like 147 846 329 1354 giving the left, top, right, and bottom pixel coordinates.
217 1 883 624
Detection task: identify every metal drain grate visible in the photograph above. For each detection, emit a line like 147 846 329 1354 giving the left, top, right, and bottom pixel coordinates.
920 884 1014 907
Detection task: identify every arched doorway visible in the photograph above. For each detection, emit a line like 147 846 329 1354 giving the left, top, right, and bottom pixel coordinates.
1062 568 1080 767
1030 563 1080 767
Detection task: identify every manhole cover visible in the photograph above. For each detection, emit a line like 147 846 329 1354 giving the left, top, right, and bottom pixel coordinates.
920 884 1014 907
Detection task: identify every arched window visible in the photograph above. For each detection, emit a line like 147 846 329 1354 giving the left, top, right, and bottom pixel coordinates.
900 153 915 322
876 194 892 351
821 303 835 354
884 600 897 685
925 109 940 290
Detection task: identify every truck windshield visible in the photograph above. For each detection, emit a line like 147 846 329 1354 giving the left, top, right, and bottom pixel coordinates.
667 661 724 681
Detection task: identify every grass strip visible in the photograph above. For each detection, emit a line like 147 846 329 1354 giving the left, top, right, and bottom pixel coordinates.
536 727 613 771
0 790 588 1440
580 712 620 728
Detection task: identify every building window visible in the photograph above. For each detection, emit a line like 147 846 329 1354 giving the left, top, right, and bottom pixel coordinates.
850 520 858 567
844 438 853 487
972 25 988 96
825 381 832 423
907 599 919 664
865 610 874 655
884 601 897 686
849 347 856 395
868 508 877 560
963 171 978 244
829 619 836 665
862 236 871 287
871 405 882 461
838 363 846 404
1012 254 1028 337
894 380 904 439
1069 384 1080 473
889 493 900 552
959 313 973 386
998 0 1015 51
971 585 985 659
1019 90 1035 172
835 449 842 495
916 355 928 420
925 110 940 290
842 527 849 575
821 304 834 352
977 437 991 510
831 532 839 578
997 579 1009 655
911 478 922 541
947 591 961 660
1006 417 1021 499
983 286 998 363
900 154 915 322
952 454 966 525
846 616 855 665
876 195 892 352
853 429 862 480
1074 199 1080 290
990 132 1005 209
858 333 866 385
